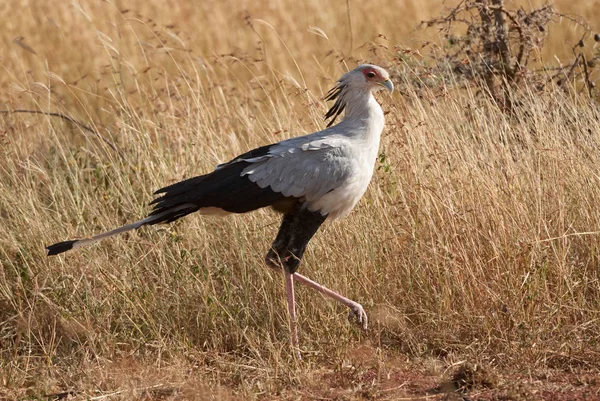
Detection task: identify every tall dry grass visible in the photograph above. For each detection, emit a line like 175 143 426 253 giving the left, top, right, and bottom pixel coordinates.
1 0 600 399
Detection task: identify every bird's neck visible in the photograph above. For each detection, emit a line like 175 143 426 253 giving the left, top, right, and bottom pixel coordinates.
341 90 384 134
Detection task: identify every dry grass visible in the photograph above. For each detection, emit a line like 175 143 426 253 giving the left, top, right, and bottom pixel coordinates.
1 0 600 399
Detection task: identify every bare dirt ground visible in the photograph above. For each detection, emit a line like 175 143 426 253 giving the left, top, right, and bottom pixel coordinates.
262 346 600 401
17 345 599 401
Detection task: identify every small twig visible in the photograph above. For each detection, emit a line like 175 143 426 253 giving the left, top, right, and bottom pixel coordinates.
295 390 334 400
379 380 409 393
535 230 600 244
346 0 353 56
560 53 584 88
392 394 444 400
88 389 126 400
88 383 172 400
580 53 594 98
0 108 123 158
556 12 596 33
40 390 78 400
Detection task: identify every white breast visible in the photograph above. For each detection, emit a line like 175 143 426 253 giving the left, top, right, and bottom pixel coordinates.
305 96 384 220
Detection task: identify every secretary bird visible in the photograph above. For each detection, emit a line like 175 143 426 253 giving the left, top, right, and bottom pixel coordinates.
46 64 393 358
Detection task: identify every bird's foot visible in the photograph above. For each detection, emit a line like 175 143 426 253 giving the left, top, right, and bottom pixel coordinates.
347 302 368 331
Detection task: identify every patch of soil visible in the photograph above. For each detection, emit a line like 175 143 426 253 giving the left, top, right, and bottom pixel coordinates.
277 345 600 401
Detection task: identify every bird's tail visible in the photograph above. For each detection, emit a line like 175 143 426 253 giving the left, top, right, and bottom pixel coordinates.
46 204 196 256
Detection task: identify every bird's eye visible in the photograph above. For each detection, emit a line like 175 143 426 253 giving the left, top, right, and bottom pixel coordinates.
366 71 376 78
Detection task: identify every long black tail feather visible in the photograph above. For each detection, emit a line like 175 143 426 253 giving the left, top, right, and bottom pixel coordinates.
46 240 78 256
47 148 287 256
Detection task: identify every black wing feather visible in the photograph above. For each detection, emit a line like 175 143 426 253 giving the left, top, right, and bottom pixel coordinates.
148 145 286 224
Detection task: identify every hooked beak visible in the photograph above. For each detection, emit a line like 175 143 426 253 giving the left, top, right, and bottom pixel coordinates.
380 79 394 92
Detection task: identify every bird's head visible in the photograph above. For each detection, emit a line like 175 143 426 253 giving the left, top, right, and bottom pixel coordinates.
345 64 394 93
324 64 393 126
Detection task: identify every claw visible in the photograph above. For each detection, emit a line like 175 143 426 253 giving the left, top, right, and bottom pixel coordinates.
347 302 368 331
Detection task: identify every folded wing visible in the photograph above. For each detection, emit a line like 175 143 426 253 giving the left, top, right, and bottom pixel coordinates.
150 134 352 223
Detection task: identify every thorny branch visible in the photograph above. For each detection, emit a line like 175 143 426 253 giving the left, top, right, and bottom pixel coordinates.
417 0 599 110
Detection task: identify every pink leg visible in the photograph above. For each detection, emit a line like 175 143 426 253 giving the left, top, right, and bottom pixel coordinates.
284 270 301 359
266 259 367 331
292 272 368 330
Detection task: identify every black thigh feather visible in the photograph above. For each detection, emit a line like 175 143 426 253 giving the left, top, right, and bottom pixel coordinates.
266 206 327 273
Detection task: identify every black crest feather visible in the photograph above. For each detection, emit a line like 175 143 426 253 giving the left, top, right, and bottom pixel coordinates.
324 83 347 127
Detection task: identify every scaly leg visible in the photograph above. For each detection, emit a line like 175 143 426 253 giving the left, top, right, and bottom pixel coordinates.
290 272 368 330
283 269 301 359
266 258 367 331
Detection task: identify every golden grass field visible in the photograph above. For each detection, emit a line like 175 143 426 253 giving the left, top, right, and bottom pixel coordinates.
2 0 600 399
